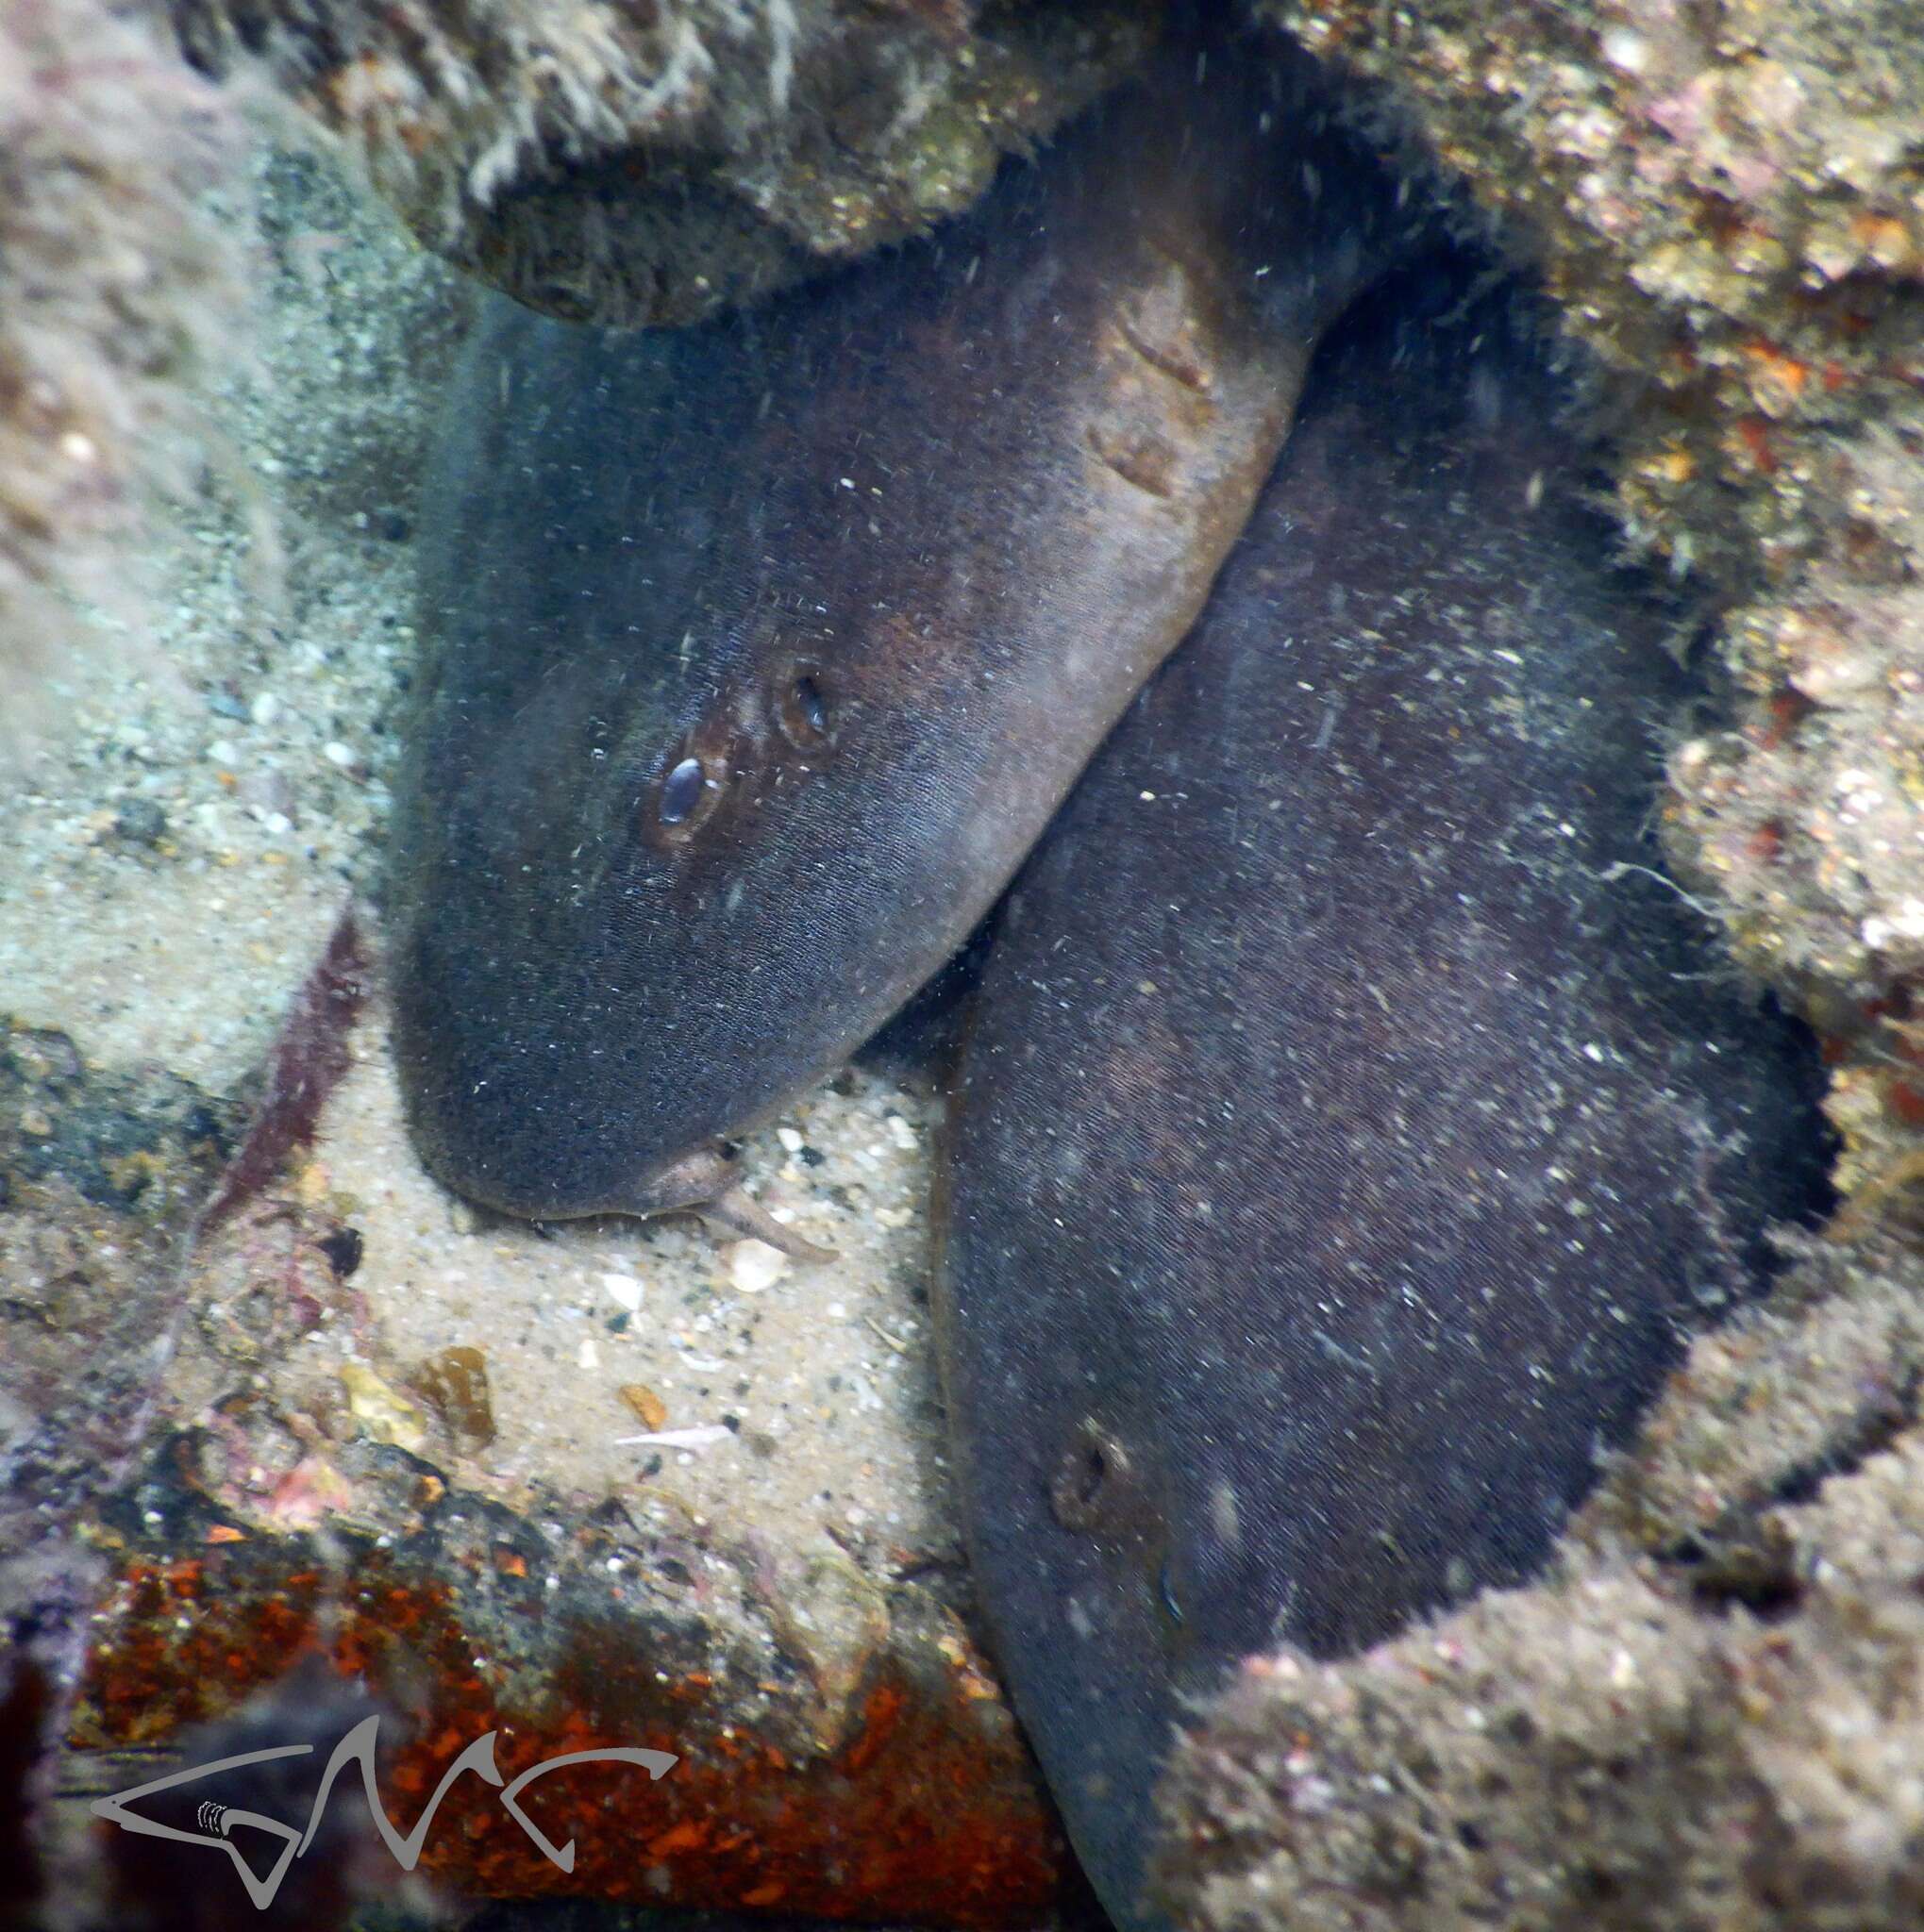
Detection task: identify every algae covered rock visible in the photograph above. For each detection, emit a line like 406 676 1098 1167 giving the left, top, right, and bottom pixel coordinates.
1250 0 1924 1207
0 0 249 764
1155 1231 1924 1932
171 0 1160 325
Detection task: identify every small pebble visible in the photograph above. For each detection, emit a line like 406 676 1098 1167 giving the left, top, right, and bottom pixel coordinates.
619 1383 669 1430
322 741 358 771
239 768 295 812
339 1363 428 1453
112 798 168 847
411 1344 494 1447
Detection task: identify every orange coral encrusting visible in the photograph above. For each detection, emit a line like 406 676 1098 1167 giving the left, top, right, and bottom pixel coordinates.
73 1446 1066 1921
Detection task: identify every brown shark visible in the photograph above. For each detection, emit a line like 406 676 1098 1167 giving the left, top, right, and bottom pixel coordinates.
386 23 1410 1248
931 261 1829 1931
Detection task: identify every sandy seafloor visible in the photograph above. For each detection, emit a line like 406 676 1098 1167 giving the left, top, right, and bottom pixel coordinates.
0 124 960 1654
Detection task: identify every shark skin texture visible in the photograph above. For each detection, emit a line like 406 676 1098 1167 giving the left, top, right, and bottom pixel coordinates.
387 23 1409 1248
931 264 1829 1932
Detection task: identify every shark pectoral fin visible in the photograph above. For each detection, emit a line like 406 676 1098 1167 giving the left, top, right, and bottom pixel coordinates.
624 1146 838 1264
698 1182 839 1265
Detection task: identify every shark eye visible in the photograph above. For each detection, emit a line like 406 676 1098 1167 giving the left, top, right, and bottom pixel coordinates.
661 757 704 824
774 662 833 751
653 751 726 841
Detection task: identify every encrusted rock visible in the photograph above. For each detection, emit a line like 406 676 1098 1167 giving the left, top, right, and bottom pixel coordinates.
1156 1231 1924 1932
172 0 1160 325
1252 0 1924 1210
74 1438 1060 1919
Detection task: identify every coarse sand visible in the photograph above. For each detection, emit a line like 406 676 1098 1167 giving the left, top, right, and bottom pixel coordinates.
1 129 959 1585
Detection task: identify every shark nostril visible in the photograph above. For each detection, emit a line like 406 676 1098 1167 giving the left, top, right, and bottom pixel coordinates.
794 675 828 738
774 663 834 751
1051 1419 1140 1535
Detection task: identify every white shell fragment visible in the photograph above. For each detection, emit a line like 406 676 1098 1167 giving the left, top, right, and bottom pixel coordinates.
727 1238 790 1294
613 1425 735 1452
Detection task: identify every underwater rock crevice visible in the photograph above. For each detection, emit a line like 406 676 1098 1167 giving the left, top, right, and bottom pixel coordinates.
1157 1232 1924 1932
